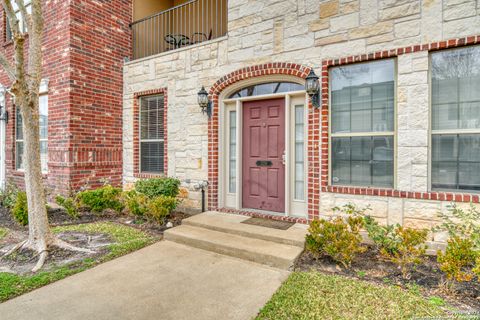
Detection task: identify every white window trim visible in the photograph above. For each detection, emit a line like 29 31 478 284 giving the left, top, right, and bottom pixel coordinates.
291 99 307 202
16 92 48 174
139 95 165 174
328 59 398 189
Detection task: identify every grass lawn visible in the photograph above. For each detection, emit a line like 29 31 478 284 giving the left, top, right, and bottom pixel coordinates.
0 222 156 302
0 227 7 241
256 272 445 320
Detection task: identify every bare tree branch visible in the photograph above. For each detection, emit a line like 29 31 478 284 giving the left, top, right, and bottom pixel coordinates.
2 0 20 36
27 0 42 87
0 51 15 81
15 0 32 32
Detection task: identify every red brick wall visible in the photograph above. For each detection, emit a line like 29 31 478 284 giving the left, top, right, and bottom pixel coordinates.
67 0 131 191
0 0 132 196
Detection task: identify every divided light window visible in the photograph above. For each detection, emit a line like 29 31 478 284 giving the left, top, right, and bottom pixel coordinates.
431 46 480 191
16 94 48 173
330 59 395 188
140 95 165 174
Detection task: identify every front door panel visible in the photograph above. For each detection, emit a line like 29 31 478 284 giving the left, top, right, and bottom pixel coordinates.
242 98 285 212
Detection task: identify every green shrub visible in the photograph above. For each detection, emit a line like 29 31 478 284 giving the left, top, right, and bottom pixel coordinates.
122 190 149 217
364 216 428 279
55 195 79 219
135 178 180 199
306 205 366 268
0 183 20 209
434 204 480 250
145 196 177 224
437 236 477 284
77 185 124 213
12 191 28 226
434 204 480 285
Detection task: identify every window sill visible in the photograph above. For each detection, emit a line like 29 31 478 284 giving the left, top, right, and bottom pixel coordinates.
13 170 48 178
321 185 480 203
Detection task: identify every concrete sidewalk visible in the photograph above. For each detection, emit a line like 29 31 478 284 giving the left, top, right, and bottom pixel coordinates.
0 241 288 320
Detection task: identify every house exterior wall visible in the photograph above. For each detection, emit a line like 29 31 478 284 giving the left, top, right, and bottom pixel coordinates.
0 0 131 196
123 0 480 238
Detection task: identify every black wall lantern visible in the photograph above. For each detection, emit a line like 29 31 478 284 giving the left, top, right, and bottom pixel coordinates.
197 86 212 118
0 104 8 123
305 69 320 108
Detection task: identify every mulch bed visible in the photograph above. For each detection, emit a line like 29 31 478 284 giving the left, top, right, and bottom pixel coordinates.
0 205 190 238
295 249 480 312
0 206 190 274
1 231 112 274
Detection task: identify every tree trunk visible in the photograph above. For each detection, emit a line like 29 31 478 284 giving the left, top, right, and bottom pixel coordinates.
21 98 53 252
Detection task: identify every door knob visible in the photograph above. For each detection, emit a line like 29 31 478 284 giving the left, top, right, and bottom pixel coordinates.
282 151 286 165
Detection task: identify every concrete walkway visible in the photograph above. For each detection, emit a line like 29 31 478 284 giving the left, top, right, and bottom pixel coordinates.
0 241 289 320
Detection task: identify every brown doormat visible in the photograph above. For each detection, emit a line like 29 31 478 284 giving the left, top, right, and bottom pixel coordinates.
241 217 294 230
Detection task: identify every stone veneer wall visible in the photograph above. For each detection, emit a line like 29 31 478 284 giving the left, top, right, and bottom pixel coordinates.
123 0 480 229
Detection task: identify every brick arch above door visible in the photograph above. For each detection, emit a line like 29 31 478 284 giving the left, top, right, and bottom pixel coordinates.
207 62 321 221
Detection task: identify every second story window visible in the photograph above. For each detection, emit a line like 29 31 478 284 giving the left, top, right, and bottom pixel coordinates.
431 46 480 191
330 59 396 188
140 95 165 174
5 0 31 40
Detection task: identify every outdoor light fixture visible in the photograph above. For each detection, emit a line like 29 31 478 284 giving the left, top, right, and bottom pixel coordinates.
305 69 320 108
197 86 212 118
0 104 8 123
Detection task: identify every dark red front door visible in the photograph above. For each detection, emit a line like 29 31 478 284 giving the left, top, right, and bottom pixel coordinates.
242 98 285 212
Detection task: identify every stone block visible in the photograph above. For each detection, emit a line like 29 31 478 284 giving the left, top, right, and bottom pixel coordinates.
379 0 415 9
387 198 404 225
403 218 435 230
315 33 348 46
379 1 420 20
349 21 393 39
404 200 442 220
365 33 395 46
330 12 359 32
443 15 480 38
394 20 421 38
360 0 378 25
319 0 339 18
443 1 476 21
309 19 330 32
284 34 314 51
397 54 412 74
339 0 359 14
398 71 428 86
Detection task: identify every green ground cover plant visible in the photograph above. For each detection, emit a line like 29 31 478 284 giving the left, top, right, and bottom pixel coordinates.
0 227 8 240
256 272 445 320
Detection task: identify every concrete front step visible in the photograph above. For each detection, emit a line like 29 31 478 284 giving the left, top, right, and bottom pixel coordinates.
164 223 305 270
182 211 307 247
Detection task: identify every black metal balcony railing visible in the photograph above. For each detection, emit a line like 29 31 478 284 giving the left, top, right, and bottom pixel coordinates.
131 0 228 60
